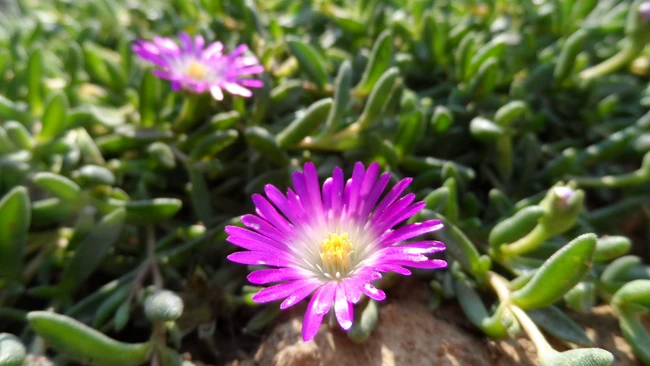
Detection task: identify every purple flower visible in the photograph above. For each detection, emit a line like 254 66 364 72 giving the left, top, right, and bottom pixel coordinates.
640 1 650 21
132 33 264 100
226 162 447 341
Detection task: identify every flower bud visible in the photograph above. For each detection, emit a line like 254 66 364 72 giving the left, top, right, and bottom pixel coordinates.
0 333 26 366
538 183 584 237
144 290 184 322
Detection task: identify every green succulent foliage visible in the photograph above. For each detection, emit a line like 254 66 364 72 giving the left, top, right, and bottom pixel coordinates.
0 0 649 365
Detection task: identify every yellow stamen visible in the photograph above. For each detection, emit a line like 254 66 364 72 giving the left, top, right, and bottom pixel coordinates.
320 233 353 275
186 60 207 80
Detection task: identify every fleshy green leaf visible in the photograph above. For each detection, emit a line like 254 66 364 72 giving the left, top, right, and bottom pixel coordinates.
32 172 82 201
39 92 69 141
58 208 126 293
618 310 650 364
510 233 596 310
348 300 379 343
286 37 328 90
0 187 31 280
355 30 393 96
27 311 152 366
527 306 593 346
277 98 332 148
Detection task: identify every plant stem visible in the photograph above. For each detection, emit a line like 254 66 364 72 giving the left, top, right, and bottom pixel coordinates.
487 271 554 355
147 226 163 289
569 171 648 188
500 225 548 257
579 43 642 81
173 94 206 132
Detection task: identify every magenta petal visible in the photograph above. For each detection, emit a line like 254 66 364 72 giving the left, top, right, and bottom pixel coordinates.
378 220 443 246
302 283 336 341
203 41 224 60
360 282 386 301
370 193 416 228
223 82 253 97
392 259 448 269
251 194 294 234
210 86 224 100
239 79 264 87
264 184 303 225
377 201 427 233
242 214 292 242
358 172 390 220
226 235 283 252
381 252 429 263
312 282 336 314
237 65 265 75
151 69 174 80
334 285 353 330
194 35 205 54
179 32 193 52
286 189 309 224
344 162 366 217
358 162 380 204
253 279 320 303
382 241 446 255
153 37 180 54
322 177 333 213
229 44 249 58
302 301 326 342
247 268 306 284
373 177 413 215
342 278 361 303
225 225 287 251
280 281 323 310
330 167 345 218
227 251 292 267
303 162 325 223
373 264 412 275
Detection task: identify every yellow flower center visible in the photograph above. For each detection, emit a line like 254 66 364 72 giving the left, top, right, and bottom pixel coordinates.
186 60 208 80
320 233 353 277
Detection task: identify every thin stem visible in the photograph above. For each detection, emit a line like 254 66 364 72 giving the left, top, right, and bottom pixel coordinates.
487 271 554 355
579 43 642 81
173 94 204 132
147 226 164 289
495 136 513 182
569 171 648 188
500 225 548 257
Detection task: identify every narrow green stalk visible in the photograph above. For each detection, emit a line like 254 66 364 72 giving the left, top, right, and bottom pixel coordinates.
579 43 643 81
495 136 513 182
173 94 206 132
570 171 648 188
488 272 554 355
500 225 548 257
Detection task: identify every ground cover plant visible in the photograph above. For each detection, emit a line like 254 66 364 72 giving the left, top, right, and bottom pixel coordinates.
1 0 650 365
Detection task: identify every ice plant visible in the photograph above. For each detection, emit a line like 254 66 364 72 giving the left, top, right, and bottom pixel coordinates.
132 32 264 100
226 162 447 341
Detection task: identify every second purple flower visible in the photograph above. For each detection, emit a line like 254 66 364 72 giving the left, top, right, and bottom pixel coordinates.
133 32 264 100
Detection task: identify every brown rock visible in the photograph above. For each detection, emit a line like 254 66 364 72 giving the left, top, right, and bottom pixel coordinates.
231 279 650 366
569 305 646 366
248 300 536 366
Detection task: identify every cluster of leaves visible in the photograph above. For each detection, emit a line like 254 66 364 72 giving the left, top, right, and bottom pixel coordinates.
0 0 650 365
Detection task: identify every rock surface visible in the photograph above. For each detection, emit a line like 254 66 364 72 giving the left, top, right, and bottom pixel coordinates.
233 297 540 366
230 281 649 366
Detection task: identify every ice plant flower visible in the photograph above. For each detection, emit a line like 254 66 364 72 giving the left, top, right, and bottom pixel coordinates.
132 32 264 100
226 162 447 341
